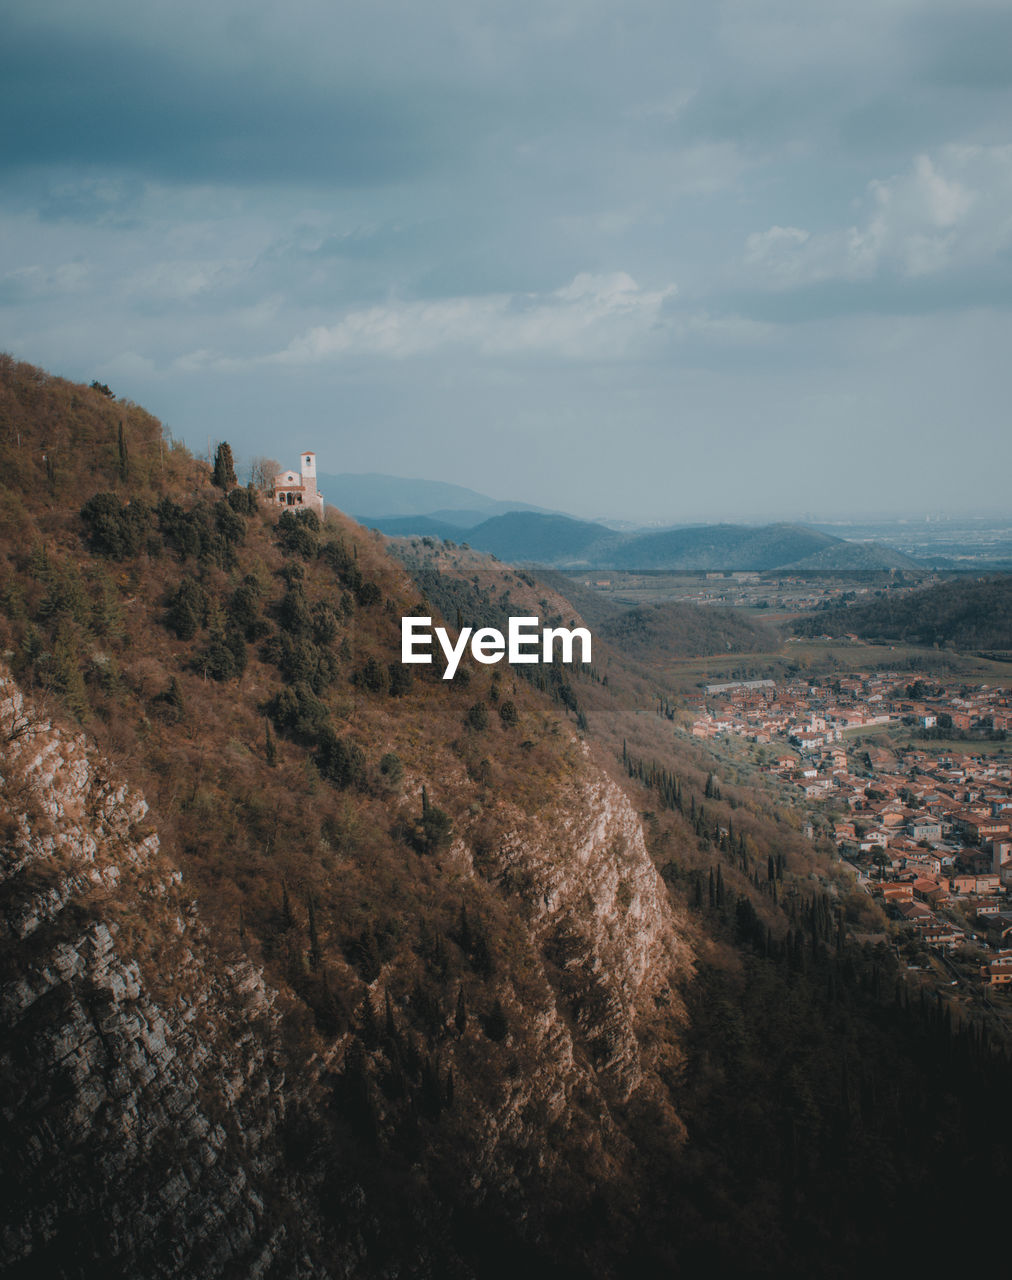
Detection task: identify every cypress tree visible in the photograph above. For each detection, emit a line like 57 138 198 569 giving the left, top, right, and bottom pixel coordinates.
455 984 467 1035
212 441 237 490
117 421 129 481
307 894 321 971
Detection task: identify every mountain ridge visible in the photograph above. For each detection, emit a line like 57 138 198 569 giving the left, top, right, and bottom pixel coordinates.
367 508 922 571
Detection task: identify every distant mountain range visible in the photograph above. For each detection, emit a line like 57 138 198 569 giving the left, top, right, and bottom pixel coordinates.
317 472 558 524
328 472 923 571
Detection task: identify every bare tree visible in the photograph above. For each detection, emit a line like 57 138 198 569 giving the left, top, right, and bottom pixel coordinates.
249 456 281 493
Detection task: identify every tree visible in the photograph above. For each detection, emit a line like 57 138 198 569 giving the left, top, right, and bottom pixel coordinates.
408 787 453 854
250 456 281 492
212 441 237 490
482 998 508 1043
307 894 322 971
466 701 489 731
117 421 129 481
316 728 366 789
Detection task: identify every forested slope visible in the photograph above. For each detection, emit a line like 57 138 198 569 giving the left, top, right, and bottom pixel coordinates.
794 575 1012 649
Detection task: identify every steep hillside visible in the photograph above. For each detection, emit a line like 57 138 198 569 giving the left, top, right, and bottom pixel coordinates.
0 669 332 1278
0 356 692 1276
3 356 1011 1278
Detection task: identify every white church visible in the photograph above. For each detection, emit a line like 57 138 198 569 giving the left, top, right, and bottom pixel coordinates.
271 452 325 519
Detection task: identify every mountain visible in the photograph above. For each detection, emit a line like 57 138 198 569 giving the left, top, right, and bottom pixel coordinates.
2 355 1009 1279
378 510 917 571
317 471 557 525
786 541 922 571
605 521 841 571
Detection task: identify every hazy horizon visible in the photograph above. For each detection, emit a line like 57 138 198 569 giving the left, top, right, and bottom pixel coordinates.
3 2 1012 523
299 466 1012 529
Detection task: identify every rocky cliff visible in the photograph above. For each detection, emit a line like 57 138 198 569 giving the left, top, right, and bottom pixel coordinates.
0 669 338 1277
0 661 693 1277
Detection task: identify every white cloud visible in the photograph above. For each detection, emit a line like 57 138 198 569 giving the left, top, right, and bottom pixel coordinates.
271 271 677 363
745 145 1012 286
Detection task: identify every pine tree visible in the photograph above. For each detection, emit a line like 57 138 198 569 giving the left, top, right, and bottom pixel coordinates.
212 441 237 490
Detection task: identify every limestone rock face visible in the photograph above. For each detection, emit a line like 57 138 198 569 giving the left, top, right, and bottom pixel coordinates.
446 752 692 1214
1 671 692 1276
0 672 327 1279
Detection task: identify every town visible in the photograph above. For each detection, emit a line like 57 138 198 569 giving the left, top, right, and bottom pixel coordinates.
690 671 1012 993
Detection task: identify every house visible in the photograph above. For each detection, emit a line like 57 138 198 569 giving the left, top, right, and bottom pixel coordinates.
981 951 1012 986
908 819 942 842
271 452 325 518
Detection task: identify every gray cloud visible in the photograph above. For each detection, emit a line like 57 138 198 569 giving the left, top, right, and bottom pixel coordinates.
1 0 1010 520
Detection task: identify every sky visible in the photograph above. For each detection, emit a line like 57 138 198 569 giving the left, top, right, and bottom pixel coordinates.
2 0 1011 524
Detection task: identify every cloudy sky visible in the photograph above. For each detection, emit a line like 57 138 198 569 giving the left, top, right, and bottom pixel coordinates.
2 0 1011 523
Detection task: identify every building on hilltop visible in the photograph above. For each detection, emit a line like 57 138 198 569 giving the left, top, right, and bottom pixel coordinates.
271 452 325 518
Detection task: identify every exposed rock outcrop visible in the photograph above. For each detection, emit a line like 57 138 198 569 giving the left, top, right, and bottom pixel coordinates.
0 672 330 1278
1 669 692 1277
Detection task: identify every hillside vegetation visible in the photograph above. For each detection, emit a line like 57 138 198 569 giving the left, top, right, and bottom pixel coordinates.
794 574 1012 650
3 355 1012 1278
598 600 779 662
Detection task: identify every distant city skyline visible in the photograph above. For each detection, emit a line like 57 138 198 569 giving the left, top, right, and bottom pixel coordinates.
3 1 1011 523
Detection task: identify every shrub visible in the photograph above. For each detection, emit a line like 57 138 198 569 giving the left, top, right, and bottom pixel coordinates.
379 752 404 786
388 663 413 697
277 508 320 557
228 576 264 637
80 492 152 559
198 627 246 681
356 581 382 607
316 727 366 789
227 484 259 515
165 576 208 639
466 701 489 731
407 787 453 854
355 656 389 694
265 682 329 739
214 499 246 545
